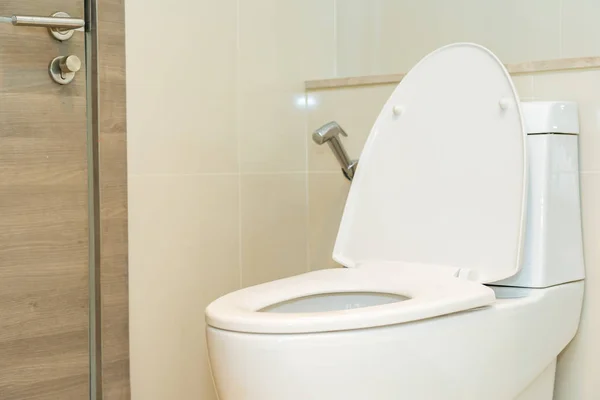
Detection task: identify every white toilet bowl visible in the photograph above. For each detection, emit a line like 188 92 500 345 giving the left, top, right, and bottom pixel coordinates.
207 277 583 400
205 43 585 400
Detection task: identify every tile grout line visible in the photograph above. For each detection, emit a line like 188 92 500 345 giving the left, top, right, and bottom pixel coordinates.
308 170 344 175
127 170 384 179
128 172 239 178
127 170 600 178
304 91 311 274
236 0 243 290
373 0 382 73
558 0 563 58
239 171 313 175
333 0 338 77
127 171 339 178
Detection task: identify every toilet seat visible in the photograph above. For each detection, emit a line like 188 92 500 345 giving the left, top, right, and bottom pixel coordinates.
206 43 525 336
334 43 526 283
205 263 495 334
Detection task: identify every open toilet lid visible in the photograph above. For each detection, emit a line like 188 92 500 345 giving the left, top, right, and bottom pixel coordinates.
333 43 527 284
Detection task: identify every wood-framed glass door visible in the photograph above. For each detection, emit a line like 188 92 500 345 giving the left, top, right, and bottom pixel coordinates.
0 1 92 398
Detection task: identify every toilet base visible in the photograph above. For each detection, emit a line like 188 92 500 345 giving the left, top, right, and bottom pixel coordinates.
515 360 556 400
207 282 582 400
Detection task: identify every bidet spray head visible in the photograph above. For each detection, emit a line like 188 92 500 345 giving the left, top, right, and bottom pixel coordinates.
312 122 358 181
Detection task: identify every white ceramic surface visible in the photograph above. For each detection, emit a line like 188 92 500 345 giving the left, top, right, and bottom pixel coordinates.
521 101 580 134
206 263 494 334
495 131 586 288
207 282 584 400
204 45 585 400
333 43 527 284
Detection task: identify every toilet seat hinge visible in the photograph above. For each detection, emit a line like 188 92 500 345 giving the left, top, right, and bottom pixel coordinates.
456 268 477 281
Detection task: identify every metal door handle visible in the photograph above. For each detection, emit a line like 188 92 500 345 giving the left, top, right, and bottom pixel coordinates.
5 12 84 41
10 15 84 29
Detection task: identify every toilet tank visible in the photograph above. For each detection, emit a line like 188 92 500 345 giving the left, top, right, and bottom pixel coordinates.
494 101 585 288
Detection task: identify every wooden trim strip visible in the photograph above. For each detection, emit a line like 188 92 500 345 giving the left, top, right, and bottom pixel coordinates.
306 56 600 90
305 73 406 90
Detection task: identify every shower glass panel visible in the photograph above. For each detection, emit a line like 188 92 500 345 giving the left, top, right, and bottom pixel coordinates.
0 1 100 399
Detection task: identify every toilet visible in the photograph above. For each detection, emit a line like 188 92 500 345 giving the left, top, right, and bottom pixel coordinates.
205 43 585 400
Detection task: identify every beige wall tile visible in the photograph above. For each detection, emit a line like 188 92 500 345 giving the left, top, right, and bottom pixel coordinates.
308 173 351 270
532 70 600 172
237 0 335 173
307 85 396 172
241 173 308 287
555 173 600 399
337 0 480 76
238 89 308 173
373 0 432 74
126 1 600 399
128 174 239 400
336 0 561 78
512 75 535 100
126 0 238 175
376 0 485 74
238 0 335 88
561 0 600 58
481 0 561 64
335 0 380 77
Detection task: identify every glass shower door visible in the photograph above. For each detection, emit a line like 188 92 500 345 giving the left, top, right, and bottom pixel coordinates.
0 2 94 399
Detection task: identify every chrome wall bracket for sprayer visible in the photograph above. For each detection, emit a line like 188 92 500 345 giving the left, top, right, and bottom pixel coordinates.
313 122 359 181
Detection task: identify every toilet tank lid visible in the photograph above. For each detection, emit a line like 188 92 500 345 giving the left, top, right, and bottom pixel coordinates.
521 101 579 135
333 43 527 284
